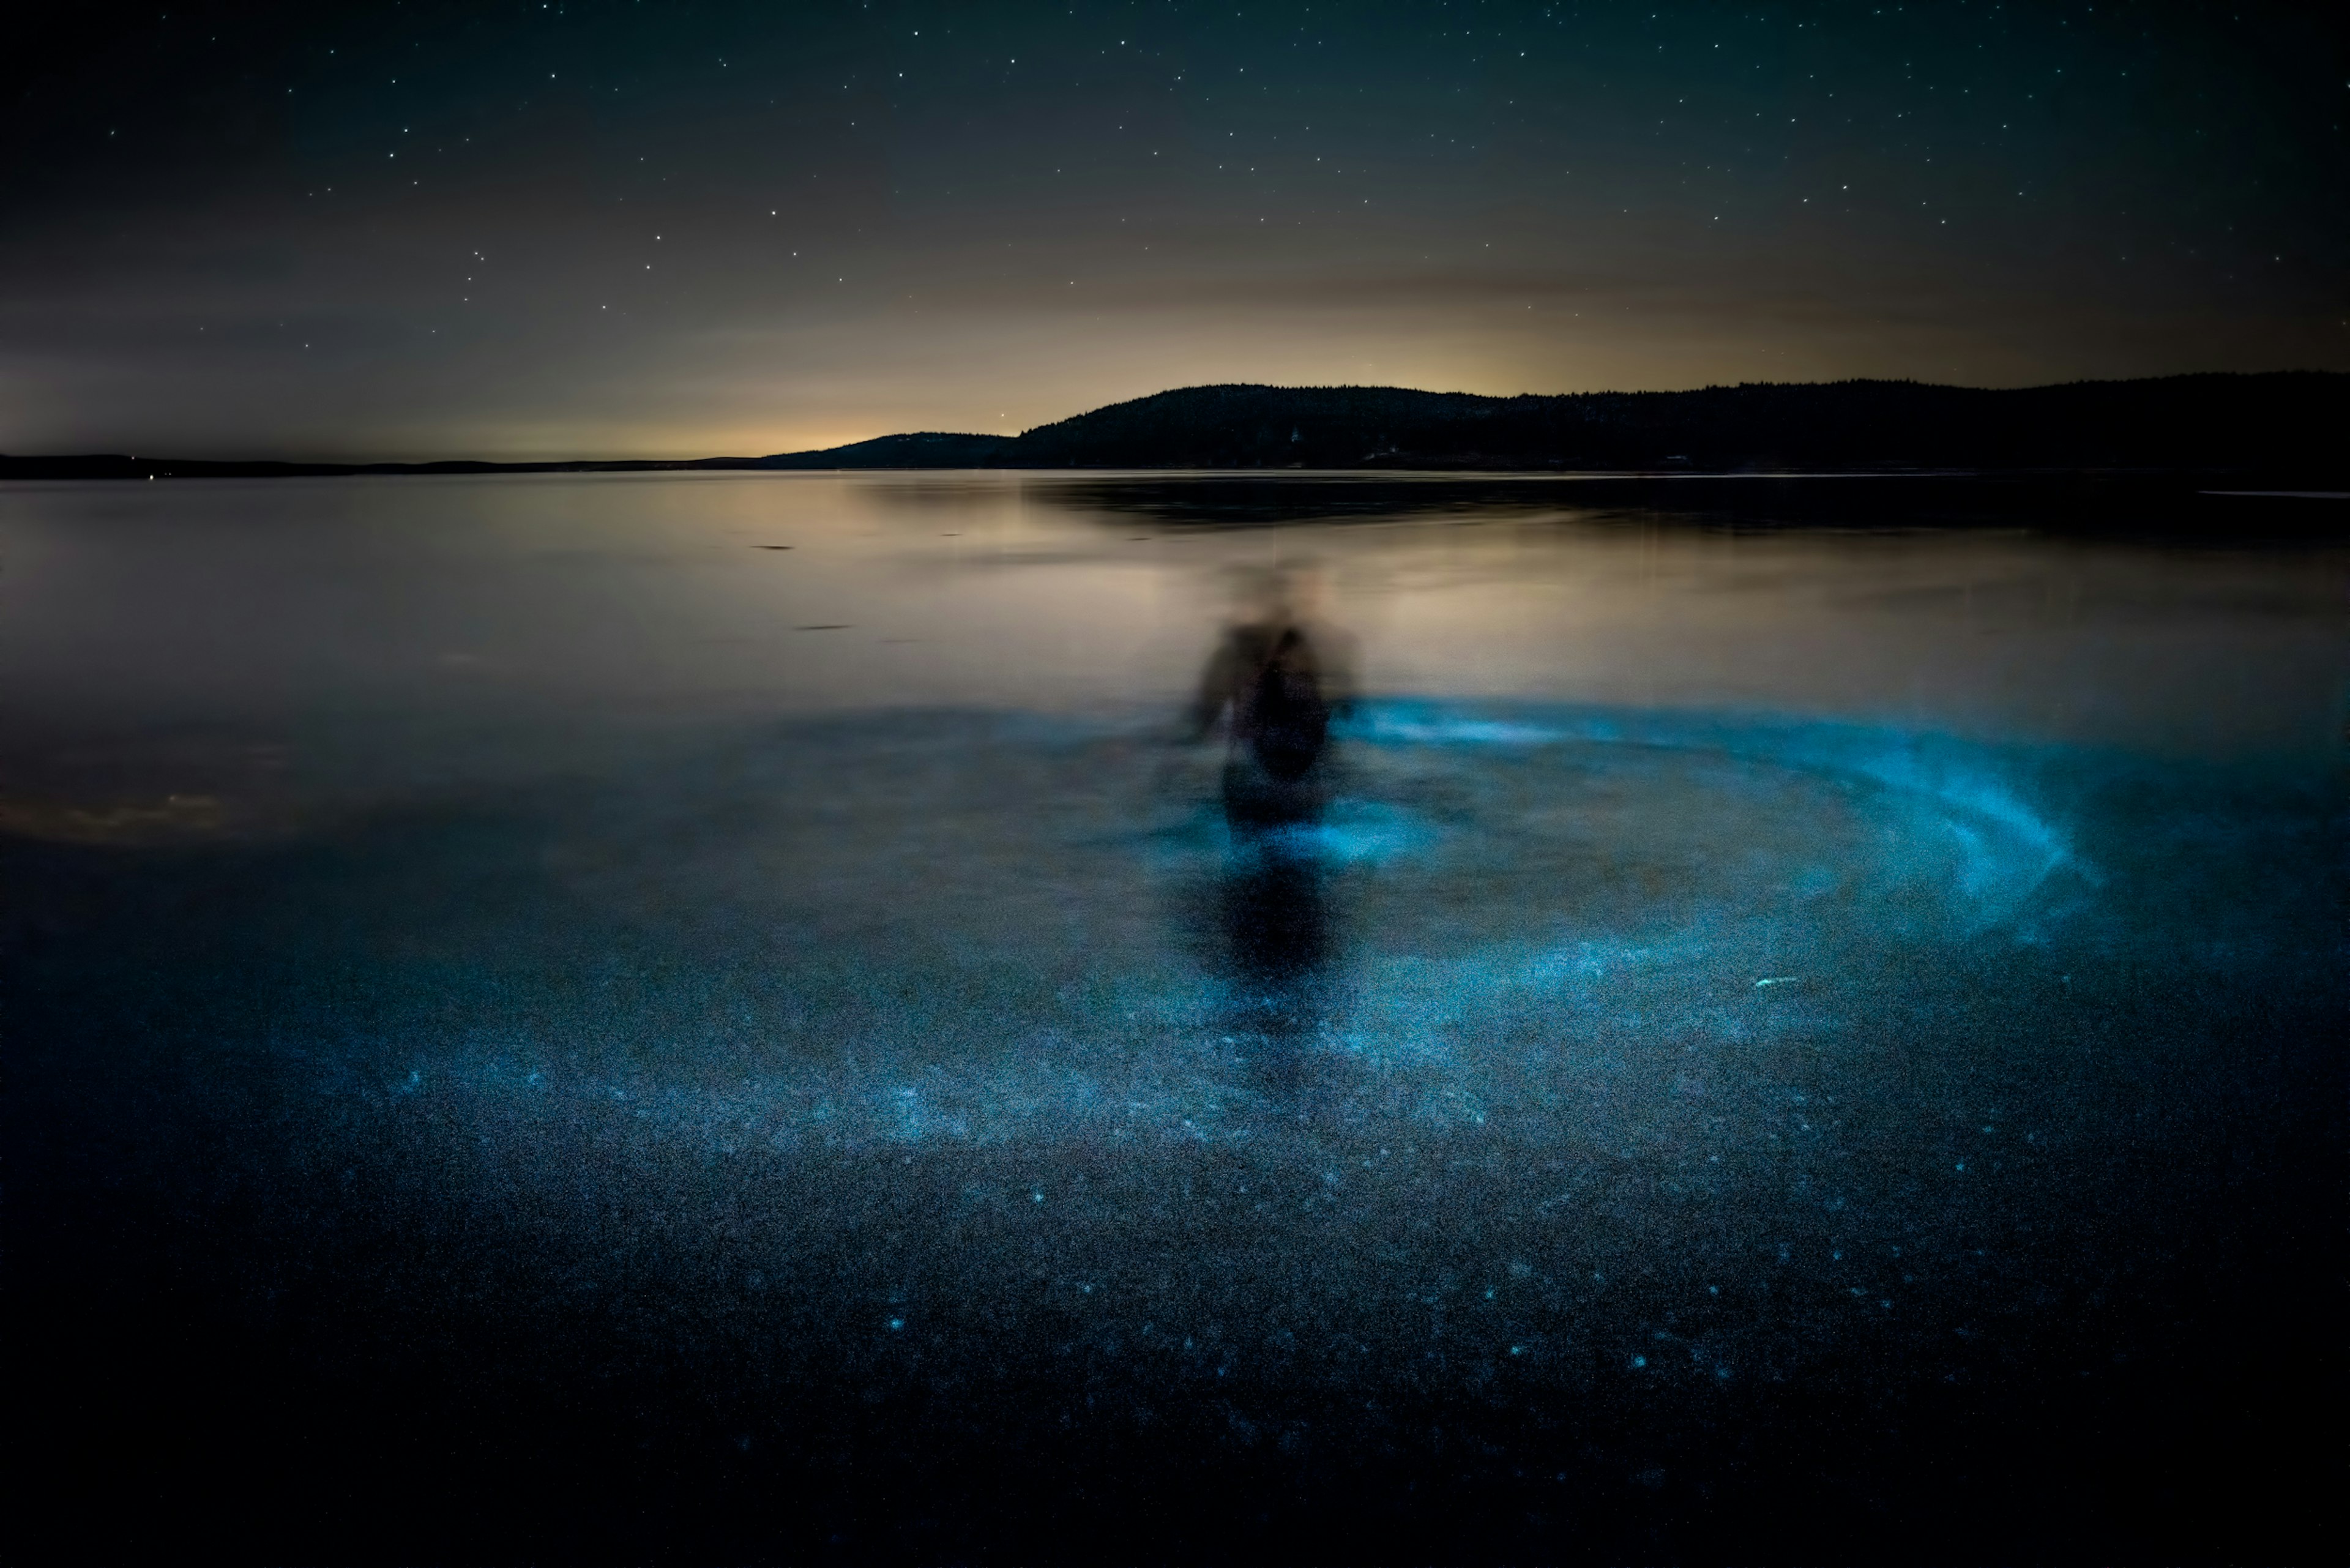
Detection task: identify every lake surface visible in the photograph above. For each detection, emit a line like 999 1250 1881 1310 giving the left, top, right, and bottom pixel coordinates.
7 472 2343 1559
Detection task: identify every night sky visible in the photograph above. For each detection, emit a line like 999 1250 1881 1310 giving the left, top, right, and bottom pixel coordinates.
7 0 2344 459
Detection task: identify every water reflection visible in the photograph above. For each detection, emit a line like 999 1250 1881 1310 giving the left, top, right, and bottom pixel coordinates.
1028 469 2348 536
1035 474 1575 526
1215 832 1334 1103
1 472 2337 806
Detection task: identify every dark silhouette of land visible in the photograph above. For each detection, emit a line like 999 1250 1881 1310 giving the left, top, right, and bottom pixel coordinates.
6 371 2344 480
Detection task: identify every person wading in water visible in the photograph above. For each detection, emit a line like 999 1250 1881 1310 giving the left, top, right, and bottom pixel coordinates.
1187 564 1356 832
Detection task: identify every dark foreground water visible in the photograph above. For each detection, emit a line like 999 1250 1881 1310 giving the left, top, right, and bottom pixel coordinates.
6 474 2343 1561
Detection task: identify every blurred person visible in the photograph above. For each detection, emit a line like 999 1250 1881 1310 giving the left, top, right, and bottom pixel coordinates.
1186 562 1357 831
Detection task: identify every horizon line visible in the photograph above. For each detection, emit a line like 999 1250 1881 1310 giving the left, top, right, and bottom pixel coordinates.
5 368 2340 471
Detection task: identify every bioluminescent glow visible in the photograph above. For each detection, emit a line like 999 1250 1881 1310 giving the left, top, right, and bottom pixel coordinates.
9 472 2338 1558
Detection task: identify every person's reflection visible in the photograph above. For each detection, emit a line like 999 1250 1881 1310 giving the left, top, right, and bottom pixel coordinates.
1216 837 1332 1098
1186 564 1356 1098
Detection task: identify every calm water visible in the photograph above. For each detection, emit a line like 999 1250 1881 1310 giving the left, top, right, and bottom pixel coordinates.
8 472 2344 1559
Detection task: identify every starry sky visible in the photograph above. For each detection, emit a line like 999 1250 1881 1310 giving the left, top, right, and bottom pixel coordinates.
6 0 2344 459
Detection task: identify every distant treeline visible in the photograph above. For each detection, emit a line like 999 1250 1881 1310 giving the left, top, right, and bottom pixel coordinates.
0 455 755 480
8 373 2344 479
768 373 2347 472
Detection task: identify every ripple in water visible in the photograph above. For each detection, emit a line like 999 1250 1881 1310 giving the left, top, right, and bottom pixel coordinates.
342 698 2096 1159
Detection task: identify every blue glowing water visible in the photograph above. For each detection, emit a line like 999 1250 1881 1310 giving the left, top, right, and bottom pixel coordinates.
24 685 2316 1402
5 472 2340 1553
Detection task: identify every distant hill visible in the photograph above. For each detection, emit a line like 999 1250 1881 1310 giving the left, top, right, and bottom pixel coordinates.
755 431 1013 469
756 373 2346 472
7 372 2344 479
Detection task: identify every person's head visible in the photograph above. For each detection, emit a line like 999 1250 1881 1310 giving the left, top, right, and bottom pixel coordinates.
1226 558 1326 624
1274 556 1328 621
1227 564 1288 624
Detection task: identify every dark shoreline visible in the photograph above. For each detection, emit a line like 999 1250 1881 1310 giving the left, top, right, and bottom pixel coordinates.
0 454 767 480
10 371 2346 484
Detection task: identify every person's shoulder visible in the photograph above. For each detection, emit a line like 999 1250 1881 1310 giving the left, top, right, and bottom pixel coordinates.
1228 621 1277 654
1308 619 1359 655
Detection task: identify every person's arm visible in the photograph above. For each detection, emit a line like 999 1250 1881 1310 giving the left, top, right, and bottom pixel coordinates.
1186 632 1244 740
1317 625 1360 718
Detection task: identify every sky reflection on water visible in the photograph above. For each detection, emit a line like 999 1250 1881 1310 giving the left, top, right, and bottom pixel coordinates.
0 471 2338 827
